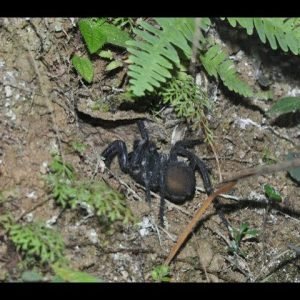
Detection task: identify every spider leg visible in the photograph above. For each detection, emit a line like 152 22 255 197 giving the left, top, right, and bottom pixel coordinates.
158 171 166 227
129 121 150 167
101 140 129 173
137 120 149 141
170 145 212 195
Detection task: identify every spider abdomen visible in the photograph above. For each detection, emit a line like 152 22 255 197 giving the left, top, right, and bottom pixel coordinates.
164 162 196 204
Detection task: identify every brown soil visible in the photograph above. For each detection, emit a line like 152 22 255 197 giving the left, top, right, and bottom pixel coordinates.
0 18 300 282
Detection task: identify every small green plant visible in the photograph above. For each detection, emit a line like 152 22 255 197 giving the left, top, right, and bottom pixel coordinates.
264 184 282 202
19 265 102 282
72 55 94 83
99 49 124 72
228 223 259 257
159 69 214 143
151 265 171 282
47 155 134 224
72 18 131 83
0 215 65 265
267 96 300 117
286 152 300 183
262 148 277 164
71 141 87 155
110 17 137 33
51 264 102 282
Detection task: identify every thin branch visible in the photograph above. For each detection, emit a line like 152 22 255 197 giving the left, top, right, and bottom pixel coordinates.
220 158 300 184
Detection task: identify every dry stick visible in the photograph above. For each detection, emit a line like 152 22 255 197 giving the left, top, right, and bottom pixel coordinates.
165 181 237 265
220 158 300 184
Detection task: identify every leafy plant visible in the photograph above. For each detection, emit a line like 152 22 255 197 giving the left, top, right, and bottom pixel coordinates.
200 43 270 99
72 55 94 83
159 70 214 143
79 18 130 53
262 148 277 164
264 184 282 202
267 96 300 117
71 141 87 156
286 152 300 183
226 18 300 55
21 270 44 282
72 18 131 83
228 223 259 257
151 265 171 282
52 264 102 282
126 18 211 96
47 155 134 224
111 17 137 33
99 50 124 72
0 216 65 265
49 155 75 180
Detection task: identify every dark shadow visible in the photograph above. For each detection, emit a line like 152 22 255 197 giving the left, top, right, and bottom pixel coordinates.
220 84 266 115
214 19 300 82
271 111 300 128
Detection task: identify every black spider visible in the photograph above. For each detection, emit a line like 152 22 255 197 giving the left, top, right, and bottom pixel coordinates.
101 120 213 226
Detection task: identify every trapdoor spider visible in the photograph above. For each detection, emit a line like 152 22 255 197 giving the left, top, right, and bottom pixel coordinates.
101 120 213 226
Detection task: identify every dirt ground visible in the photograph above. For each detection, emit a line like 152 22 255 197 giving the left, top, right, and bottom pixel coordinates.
0 18 300 282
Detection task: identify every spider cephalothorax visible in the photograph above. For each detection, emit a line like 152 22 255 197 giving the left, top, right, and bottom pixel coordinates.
101 120 212 226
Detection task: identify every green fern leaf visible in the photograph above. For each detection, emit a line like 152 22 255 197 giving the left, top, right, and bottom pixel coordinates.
226 18 300 55
126 18 210 96
200 44 255 98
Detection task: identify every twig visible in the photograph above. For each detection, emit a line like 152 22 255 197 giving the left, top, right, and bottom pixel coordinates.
208 140 223 182
16 195 52 222
220 158 300 184
165 181 237 265
266 126 296 146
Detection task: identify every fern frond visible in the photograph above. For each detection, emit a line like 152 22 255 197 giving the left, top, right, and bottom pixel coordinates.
226 18 300 55
126 18 211 96
200 44 255 98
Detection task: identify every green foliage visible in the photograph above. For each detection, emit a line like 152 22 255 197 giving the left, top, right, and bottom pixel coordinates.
151 265 171 282
49 155 75 180
262 148 277 164
159 70 214 143
160 71 210 119
267 96 300 117
47 155 134 224
226 18 300 55
20 266 102 282
71 141 87 155
286 152 300 183
79 18 130 54
71 55 94 83
228 223 258 257
200 44 269 99
0 216 65 265
52 264 102 282
21 270 44 282
73 18 130 83
264 184 282 202
111 17 137 33
126 18 210 96
99 49 124 72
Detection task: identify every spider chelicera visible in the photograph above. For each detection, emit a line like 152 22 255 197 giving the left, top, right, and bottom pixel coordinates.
101 120 213 226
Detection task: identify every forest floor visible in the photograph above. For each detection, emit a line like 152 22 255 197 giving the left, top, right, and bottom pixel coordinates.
0 18 300 282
